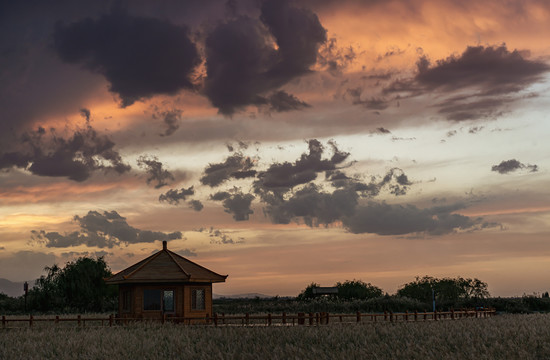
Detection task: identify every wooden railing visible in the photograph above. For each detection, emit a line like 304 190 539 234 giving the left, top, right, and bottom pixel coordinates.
1 309 496 328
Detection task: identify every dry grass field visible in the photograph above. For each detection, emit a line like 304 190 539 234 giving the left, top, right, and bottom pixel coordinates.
1 313 549 359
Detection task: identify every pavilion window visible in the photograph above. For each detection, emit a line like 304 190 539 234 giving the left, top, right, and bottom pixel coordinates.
192 288 205 310
163 290 174 312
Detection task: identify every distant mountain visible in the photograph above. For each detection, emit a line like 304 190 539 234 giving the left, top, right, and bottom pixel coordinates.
0 278 32 298
213 293 272 299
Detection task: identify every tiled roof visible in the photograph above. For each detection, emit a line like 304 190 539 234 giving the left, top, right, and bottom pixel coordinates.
105 242 227 284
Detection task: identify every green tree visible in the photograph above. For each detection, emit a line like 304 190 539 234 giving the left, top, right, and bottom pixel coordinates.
397 276 489 306
29 257 117 312
336 280 383 300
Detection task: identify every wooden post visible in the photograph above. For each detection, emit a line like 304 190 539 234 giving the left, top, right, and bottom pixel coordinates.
222 313 225 325
282 312 286 325
405 311 409 321
109 314 113 327
214 313 218 326
77 314 81 326
389 311 393 323
451 309 455 320
308 313 313 326
356 311 361 323
268 313 272 326
384 311 387 321
55 315 59 325
245 313 249 326
29 314 33 328
298 312 305 325
414 310 418 322
423 312 427 321
326 312 329 324
315 312 320 325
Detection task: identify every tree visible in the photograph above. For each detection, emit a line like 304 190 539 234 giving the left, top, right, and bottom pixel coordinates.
296 282 320 300
336 280 383 300
397 276 489 306
29 257 117 312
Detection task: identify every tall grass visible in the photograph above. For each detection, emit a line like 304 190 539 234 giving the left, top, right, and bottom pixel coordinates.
1 314 549 359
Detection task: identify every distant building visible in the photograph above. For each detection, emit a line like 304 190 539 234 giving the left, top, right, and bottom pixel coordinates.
105 241 227 322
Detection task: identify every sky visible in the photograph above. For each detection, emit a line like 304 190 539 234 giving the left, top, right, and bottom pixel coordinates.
1 0 549 297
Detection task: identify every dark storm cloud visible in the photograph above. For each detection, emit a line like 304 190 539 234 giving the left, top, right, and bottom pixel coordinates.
53 9 200 107
0 122 130 182
266 91 311 112
159 186 195 205
31 210 182 248
415 45 549 93
491 159 538 174
200 153 256 187
262 184 359 226
209 190 255 221
378 45 550 120
342 202 480 236
137 155 174 188
204 0 326 114
254 139 350 192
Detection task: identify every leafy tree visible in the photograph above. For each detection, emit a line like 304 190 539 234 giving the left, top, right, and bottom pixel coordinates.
29 257 117 312
296 282 320 300
397 276 489 306
336 280 383 300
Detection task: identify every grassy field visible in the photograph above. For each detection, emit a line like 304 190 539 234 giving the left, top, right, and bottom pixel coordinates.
1 313 549 359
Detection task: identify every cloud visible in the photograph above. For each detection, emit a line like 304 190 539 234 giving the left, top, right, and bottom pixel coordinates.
200 153 257 187
203 0 326 114
188 200 204 212
254 139 350 192
266 91 311 112
342 202 480 236
379 45 550 121
0 121 130 181
159 187 195 205
137 155 174 188
491 159 538 174
31 210 182 248
153 109 182 137
210 190 255 221
317 37 357 75
53 8 200 107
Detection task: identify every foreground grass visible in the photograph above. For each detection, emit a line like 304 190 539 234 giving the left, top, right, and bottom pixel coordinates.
1 314 549 359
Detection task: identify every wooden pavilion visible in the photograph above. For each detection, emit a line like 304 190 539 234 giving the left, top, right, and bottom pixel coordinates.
105 241 227 321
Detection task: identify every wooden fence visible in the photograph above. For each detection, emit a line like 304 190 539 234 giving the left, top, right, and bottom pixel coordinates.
1 309 496 328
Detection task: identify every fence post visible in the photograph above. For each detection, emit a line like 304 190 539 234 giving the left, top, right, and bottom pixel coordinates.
245 313 249 326
414 310 418 322
29 314 33 328
222 313 225 325
109 314 113 327
282 312 287 325
214 313 218 327
389 311 393 323
268 313 272 326
55 315 59 325
298 312 305 325
77 314 81 327
308 313 313 326
326 312 330 324
451 309 455 320
405 311 408 321
384 311 387 321
356 311 361 323
315 313 320 325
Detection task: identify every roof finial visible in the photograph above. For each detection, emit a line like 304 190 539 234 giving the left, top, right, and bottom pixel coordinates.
163 240 167 250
